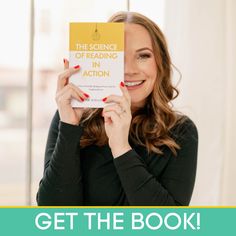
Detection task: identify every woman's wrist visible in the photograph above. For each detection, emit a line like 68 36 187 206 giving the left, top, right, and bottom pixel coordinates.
60 119 80 126
111 145 132 159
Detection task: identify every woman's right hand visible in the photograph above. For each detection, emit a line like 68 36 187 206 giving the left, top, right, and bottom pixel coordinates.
55 59 89 125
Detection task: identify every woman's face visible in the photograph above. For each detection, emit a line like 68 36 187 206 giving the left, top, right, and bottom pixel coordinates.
124 23 157 109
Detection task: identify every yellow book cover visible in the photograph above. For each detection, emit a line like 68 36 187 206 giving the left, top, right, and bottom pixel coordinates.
69 22 124 108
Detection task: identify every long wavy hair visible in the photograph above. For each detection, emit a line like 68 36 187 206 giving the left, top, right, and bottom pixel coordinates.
79 11 183 155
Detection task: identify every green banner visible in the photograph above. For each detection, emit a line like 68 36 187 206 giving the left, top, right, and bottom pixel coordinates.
0 207 235 235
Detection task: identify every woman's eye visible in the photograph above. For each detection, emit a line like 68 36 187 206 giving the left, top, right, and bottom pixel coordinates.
138 53 151 60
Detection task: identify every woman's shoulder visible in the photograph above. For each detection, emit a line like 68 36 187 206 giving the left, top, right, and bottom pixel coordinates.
170 115 198 143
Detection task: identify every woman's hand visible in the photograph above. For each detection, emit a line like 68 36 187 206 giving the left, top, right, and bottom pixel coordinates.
102 82 132 158
56 59 90 125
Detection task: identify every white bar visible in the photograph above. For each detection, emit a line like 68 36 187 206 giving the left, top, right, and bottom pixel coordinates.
127 0 130 11
26 0 35 206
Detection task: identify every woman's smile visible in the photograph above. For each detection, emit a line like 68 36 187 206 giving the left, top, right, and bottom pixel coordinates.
124 80 145 90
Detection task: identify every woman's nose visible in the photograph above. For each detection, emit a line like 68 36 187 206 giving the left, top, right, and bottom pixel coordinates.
125 57 139 75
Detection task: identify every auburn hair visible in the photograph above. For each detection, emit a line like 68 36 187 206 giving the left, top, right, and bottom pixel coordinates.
79 11 183 155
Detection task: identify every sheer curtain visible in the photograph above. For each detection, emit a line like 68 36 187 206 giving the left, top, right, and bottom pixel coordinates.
221 0 236 205
164 0 236 205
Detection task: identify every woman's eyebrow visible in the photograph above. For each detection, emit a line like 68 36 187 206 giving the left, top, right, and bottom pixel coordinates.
136 47 153 52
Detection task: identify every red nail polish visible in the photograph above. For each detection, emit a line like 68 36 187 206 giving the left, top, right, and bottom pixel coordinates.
120 81 125 87
74 65 80 69
84 93 89 98
102 97 107 102
63 58 66 64
80 97 84 101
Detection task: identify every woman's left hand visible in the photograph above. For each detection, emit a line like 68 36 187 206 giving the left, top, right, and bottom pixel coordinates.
102 82 132 158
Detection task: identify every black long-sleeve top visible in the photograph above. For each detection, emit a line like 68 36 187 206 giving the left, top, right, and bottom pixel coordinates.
37 111 198 206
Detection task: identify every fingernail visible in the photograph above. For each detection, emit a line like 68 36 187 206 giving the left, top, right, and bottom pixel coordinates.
84 93 89 98
74 65 80 69
120 81 125 87
63 58 66 64
102 97 107 102
80 96 84 101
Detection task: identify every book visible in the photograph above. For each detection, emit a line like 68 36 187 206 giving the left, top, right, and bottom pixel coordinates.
69 22 124 108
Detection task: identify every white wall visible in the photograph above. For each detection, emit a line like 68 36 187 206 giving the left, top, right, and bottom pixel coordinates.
130 0 165 29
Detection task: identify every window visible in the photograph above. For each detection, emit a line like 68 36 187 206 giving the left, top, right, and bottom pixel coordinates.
0 0 164 205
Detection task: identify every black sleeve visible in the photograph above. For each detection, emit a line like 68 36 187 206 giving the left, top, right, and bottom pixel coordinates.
36 111 84 206
113 118 198 206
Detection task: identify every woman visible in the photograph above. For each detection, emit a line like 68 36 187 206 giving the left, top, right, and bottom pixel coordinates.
37 11 198 206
